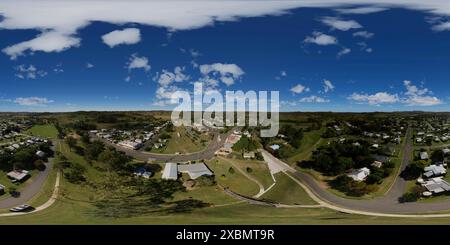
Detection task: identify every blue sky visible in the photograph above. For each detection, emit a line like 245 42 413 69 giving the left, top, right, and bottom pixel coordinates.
1 1 450 112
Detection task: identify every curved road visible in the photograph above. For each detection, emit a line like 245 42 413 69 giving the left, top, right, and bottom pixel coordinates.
95 128 235 162
285 128 450 214
98 126 450 215
0 144 55 209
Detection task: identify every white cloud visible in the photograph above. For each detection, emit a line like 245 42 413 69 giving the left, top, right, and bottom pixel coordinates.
2 1 450 58
14 97 54 106
299 95 330 103
323 79 335 93
336 6 388 15
348 80 442 106
290 84 310 94
348 92 399 105
153 66 190 106
402 80 442 106
353 31 374 38
304 31 338 46
101 28 141 48
199 63 244 86
320 16 362 31
337 47 351 58
155 66 189 87
127 53 150 71
3 31 80 60
15 64 47 79
86 63 94 69
431 22 450 31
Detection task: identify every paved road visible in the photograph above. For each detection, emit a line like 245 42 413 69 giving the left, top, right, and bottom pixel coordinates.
0 143 56 209
0 171 61 217
95 128 235 162
285 128 450 214
98 125 450 215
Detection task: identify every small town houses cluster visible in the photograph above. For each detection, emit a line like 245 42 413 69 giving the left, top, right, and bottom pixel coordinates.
416 148 450 197
0 122 50 195
91 121 170 150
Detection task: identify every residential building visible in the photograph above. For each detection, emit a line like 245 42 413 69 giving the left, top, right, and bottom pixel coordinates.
7 170 30 182
178 163 213 179
162 162 178 180
347 167 371 182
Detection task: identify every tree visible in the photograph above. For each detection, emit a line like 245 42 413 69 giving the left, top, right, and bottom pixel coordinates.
431 149 444 163
84 140 105 161
401 162 425 180
65 136 77 149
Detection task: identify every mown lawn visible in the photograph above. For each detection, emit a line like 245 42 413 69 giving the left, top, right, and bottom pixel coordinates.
24 124 58 139
206 158 260 197
150 126 212 154
218 157 274 190
261 173 316 205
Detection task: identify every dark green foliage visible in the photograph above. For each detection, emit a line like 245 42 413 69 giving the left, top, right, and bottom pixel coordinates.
279 125 304 148
399 186 425 203
401 162 425 180
84 140 105 161
330 175 377 197
195 175 216 186
300 141 372 176
232 136 258 152
98 147 133 171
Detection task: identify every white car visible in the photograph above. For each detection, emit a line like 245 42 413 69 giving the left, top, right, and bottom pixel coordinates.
9 204 33 212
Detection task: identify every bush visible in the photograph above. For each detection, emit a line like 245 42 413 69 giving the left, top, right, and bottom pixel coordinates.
196 175 216 186
399 186 425 203
228 167 235 174
246 167 253 173
401 162 424 180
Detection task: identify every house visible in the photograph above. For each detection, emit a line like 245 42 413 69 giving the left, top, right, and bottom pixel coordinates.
178 163 213 179
118 140 142 150
347 167 371 182
133 167 152 179
371 161 383 169
416 138 423 143
36 150 45 158
422 177 450 195
420 152 429 160
371 144 379 149
243 151 255 159
162 162 178 180
443 149 450 155
423 164 447 178
0 184 4 195
7 170 30 182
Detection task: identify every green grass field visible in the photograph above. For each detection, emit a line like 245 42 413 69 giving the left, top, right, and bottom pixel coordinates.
261 173 316 205
150 126 212 154
218 157 274 190
206 158 260 197
24 124 58 139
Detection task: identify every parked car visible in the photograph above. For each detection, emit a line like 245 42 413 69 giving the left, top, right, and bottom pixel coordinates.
9 204 33 213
